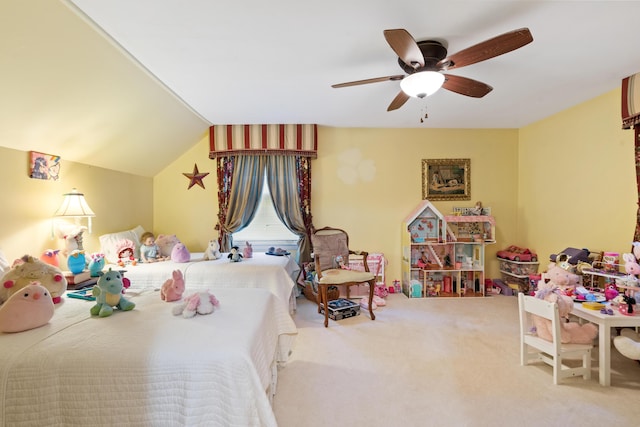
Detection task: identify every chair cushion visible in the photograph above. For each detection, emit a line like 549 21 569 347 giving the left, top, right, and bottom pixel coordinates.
317 268 374 285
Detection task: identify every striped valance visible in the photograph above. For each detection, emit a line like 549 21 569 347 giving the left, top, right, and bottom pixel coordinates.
209 124 317 158
622 73 640 129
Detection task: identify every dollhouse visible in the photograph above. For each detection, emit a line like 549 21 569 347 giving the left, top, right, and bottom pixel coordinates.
401 200 495 298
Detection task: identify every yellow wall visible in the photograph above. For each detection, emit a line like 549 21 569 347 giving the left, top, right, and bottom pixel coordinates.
519 88 637 264
4 88 636 284
0 146 153 262
154 126 520 281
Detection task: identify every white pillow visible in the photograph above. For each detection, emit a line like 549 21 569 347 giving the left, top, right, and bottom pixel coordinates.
99 225 145 264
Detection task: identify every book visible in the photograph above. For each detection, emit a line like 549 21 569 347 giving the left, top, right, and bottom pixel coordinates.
63 270 91 284
66 288 95 301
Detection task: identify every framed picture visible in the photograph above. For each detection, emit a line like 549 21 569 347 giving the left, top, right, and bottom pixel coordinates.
28 151 61 181
422 158 470 201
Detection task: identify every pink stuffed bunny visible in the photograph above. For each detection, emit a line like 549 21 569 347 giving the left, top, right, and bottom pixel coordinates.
160 270 185 302
623 253 640 276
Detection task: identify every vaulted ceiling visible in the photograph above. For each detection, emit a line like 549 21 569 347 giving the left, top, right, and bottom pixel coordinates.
2 1 640 176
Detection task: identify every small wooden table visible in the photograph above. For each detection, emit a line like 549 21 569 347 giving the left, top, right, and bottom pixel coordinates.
571 301 640 386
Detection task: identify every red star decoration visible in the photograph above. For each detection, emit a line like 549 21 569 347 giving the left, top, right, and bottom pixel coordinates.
183 163 209 189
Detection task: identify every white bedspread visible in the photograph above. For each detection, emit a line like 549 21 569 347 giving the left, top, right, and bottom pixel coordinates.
0 287 297 427
107 252 299 314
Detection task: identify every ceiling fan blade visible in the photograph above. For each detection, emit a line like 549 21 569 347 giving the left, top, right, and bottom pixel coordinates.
438 28 533 70
383 29 424 68
442 74 493 98
387 91 410 111
331 75 404 88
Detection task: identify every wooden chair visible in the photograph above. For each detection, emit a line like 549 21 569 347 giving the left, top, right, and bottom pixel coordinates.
518 293 593 384
311 227 376 327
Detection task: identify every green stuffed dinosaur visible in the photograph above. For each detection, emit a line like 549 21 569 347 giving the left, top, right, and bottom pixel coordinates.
90 268 135 317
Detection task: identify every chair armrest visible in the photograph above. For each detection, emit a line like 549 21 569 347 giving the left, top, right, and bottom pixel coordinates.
349 251 370 272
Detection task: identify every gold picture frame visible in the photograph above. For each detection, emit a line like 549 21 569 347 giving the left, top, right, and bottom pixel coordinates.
422 158 470 201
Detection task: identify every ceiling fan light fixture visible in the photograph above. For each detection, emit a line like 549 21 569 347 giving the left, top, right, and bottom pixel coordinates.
400 71 445 98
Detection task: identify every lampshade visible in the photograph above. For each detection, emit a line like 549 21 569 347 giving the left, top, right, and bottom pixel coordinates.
400 71 445 98
54 188 95 217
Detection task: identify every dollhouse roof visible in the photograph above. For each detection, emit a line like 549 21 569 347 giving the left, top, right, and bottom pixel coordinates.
403 200 444 225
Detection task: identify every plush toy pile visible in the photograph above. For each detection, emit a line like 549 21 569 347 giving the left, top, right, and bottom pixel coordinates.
1 255 67 304
533 262 598 344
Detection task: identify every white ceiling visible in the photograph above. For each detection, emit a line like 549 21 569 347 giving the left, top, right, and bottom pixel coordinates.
3 1 640 177
69 0 640 129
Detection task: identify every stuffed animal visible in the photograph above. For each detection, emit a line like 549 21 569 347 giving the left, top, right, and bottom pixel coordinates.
88 252 106 277
228 246 243 262
160 270 185 302
542 261 581 296
116 239 137 267
613 328 640 361
243 242 253 259
66 250 86 274
623 252 640 277
202 239 222 260
0 282 55 333
40 249 60 267
90 268 136 317
156 234 180 258
172 290 220 318
533 268 597 344
171 243 191 263
1 255 67 305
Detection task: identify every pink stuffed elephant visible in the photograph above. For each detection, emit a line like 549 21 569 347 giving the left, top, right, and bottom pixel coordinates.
160 270 185 302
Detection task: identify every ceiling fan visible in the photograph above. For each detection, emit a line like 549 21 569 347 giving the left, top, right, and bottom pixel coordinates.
331 28 533 111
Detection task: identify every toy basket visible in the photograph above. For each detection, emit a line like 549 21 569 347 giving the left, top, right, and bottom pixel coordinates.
302 281 339 303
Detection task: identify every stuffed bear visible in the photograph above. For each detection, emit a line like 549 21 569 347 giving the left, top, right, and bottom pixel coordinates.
171 243 191 263
0 282 55 333
533 265 598 344
90 268 135 317
1 255 67 305
613 329 640 361
160 269 185 302
156 234 180 258
202 239 222 260
172 290 220 318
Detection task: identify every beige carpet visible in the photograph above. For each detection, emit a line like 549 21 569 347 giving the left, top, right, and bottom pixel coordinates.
273 293 640 427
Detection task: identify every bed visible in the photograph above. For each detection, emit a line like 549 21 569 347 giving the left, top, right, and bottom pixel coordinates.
106 252 300 314
0 286 297 427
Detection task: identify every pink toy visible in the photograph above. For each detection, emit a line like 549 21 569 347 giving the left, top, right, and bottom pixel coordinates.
171 243 191 263
534 264 597 344
0 282 54 333
171 290 220 318
243 242 253 259
622 253 640 276
160 270 185 302
156 234 180 258
604 284 619 301
40 249 60 267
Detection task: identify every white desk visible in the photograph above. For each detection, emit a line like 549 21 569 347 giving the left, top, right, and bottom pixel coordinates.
571 302 640 386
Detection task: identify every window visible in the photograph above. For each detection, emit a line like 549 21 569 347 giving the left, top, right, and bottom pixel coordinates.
232 175 298 245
